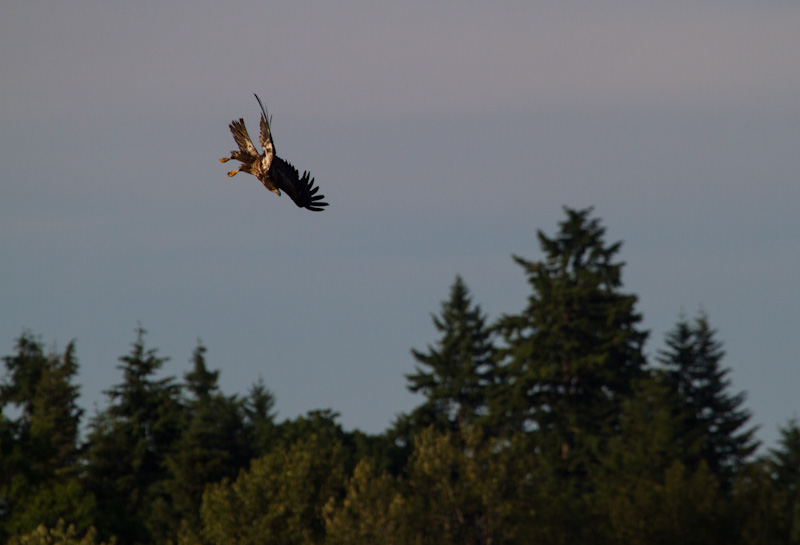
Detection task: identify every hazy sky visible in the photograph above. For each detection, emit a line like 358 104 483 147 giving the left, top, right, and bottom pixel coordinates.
2 1 799 448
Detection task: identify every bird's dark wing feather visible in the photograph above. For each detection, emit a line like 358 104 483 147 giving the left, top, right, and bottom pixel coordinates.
229 118 258 158
254 94 274 164
271 156 329 212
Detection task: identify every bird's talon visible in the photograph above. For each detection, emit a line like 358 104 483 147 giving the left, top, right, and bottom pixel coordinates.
227 170 238 177
219 157 230 163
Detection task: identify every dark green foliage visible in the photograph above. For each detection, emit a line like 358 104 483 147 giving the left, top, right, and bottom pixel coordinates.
658 312 759 484
1 334 83 473
493 207 648 472
83 327 184 545
391 276 498 465
164 342 256 535
3 206 793 545
597 372 702 486
404 275 497 432
243 376 278 457
0 333 95 540
766 418 800 542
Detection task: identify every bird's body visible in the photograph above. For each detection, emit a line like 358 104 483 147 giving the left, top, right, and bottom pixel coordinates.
220 94 328 211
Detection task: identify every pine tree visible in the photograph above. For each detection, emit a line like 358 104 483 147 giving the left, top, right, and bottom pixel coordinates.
766 418 800 542
658 312 758 484
183 342 219 401
83 327 183 545
0 333 94 539
403 276 497 434
243 376 278 457
493 207 648 472
165 342 252 537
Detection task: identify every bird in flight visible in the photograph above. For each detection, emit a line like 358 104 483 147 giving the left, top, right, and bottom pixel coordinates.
220 94 328 211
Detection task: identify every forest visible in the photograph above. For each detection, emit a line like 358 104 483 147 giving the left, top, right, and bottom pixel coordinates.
2 208 798 545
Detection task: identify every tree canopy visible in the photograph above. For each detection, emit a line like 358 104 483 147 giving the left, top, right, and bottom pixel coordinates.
2 207 794 545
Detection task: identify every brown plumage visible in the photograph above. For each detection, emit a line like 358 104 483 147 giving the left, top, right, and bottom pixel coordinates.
220 94 328 212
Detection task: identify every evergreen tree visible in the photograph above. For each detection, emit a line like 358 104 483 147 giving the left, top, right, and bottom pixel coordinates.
83 327 183 545
165 342 253 537
0 333 94 539
658 312 758 483
278 409 348 449
493 207 648 473
242 376 278 457
183 342 219 401
402 276 497 434
766 418 800 542
597 372 702 486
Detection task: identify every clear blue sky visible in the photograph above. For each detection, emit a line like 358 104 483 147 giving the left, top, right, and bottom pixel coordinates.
2 1 798 449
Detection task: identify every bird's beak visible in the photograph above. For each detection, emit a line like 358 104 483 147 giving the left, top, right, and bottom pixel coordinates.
271 188 281 196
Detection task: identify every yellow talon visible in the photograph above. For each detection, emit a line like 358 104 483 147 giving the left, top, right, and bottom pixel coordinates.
227 170 238 177
219 157 230 163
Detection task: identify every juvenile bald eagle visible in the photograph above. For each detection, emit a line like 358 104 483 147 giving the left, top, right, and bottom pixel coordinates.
220 94 328 212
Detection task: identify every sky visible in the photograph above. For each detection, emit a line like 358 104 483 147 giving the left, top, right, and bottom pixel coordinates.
2 1 799 449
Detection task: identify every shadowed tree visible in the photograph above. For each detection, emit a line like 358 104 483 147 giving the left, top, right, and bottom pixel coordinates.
0 333 95 540
493 207 648 477
8 519 116 545
658 312 758 485
165 342 253 537
596 372 703 486
765 418 800 542
198 433 347 545
400 276 497 437
83 327 183 545
243 376 278 458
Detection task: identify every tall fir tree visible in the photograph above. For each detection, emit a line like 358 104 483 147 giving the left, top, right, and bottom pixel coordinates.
658 312 758 484
165 342 253 537
766 418 800 542
402 276 497 434
493 207 648 474
83 327 183 545
0 333 94 539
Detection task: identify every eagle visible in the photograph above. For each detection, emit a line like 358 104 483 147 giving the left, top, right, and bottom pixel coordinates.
220 94 328 212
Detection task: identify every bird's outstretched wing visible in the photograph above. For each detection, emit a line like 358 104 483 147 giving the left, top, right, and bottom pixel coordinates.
254 94 274 167
271 156 329 212
229 118 259 158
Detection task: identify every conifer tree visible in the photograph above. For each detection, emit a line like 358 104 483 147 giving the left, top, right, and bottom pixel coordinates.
493 207 648 472
766 418 800 542
83 327 183 545
183 342 219 401
597 372 702 486
243 376 278 457
165 342 252 536
0 333 94 539
658 312 758 483
403 276 497 434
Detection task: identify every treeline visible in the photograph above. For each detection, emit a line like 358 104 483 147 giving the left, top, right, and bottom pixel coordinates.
2 207 799 545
